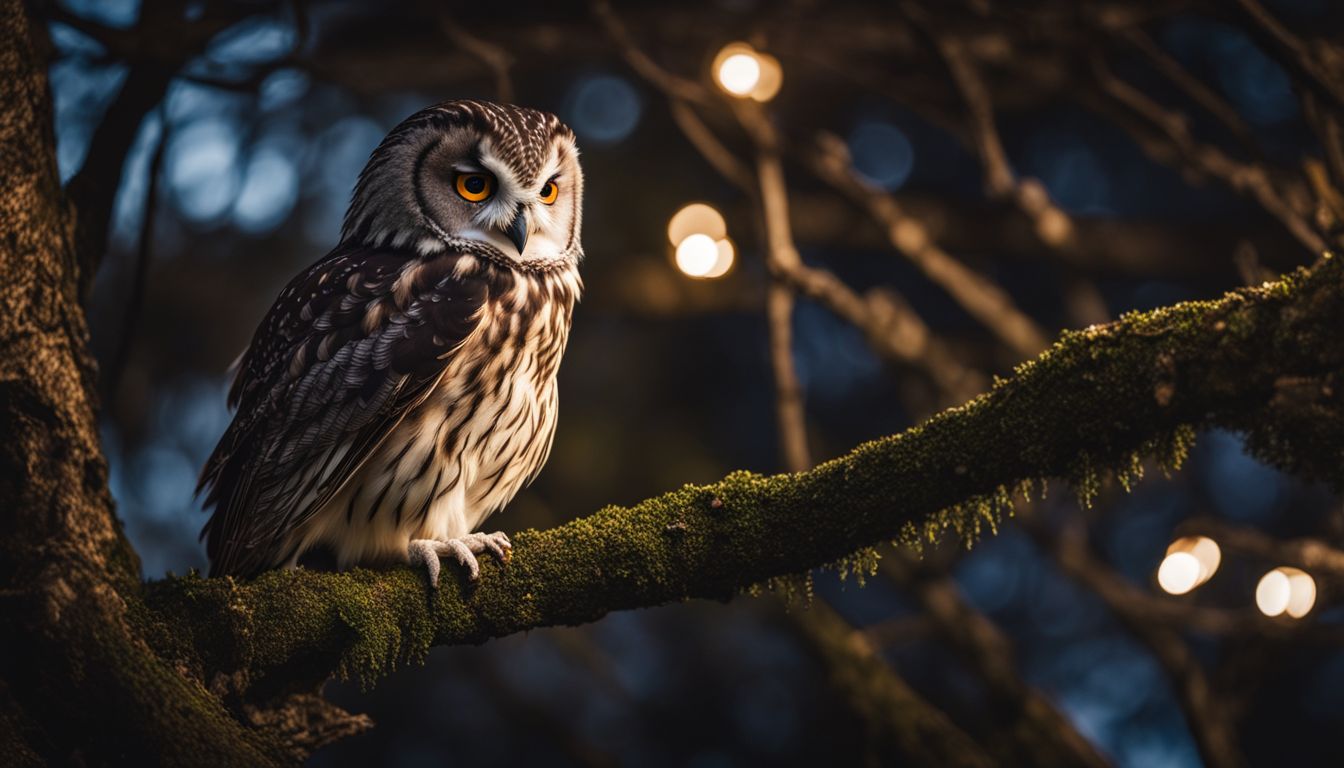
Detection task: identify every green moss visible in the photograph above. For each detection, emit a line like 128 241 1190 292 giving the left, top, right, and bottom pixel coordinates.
832 546 882 587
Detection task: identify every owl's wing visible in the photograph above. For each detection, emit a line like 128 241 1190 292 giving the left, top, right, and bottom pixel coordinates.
199 242 494 577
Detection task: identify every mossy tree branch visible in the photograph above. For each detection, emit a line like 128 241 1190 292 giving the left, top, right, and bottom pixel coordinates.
141 254 1344 702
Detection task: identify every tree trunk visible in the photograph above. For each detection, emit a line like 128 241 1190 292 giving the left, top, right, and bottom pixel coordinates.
0 3 292 764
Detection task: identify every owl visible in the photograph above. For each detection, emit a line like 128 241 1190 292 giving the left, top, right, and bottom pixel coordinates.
199 100 583 586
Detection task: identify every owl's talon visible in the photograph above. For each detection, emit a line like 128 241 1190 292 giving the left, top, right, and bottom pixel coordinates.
408 532 512 588
465 531 512 565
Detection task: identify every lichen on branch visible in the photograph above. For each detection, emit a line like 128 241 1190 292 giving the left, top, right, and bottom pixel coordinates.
142 255 1344 697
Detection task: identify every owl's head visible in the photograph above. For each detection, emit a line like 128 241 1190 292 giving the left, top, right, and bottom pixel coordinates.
342 100 583 265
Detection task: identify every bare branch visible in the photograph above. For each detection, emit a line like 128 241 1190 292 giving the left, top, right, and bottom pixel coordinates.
787 599 996 768
1116 25 1260 154
883 553 1111 768
933 34 1079 255
436 14 514 103
1180 518 1344 581
777 261 986 403
751 116 812 472
1232 0 1344 112
806 134 1051 357
667 100 755 194
590 0 710 106
1087 53 1327 255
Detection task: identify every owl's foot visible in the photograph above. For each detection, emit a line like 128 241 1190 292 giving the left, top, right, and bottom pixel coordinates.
407 531 512 587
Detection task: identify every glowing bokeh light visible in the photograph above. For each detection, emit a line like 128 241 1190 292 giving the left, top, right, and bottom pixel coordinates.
1256 566 1316 618
675 234 720 277
667 203 727 246
1157 551 1202 595
1285 568 1317 618
1256 569 1291 616
1160 536 1221 593
701 238 735 278
750 53 783 102
712 43 782 102
713 42 761 96
718 54 760 95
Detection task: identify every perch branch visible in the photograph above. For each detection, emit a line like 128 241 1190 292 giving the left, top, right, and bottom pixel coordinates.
140 255 1344 701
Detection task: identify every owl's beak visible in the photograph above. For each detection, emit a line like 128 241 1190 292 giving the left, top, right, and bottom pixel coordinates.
501 207 529 254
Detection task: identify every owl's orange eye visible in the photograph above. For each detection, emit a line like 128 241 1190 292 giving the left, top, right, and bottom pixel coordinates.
455 172 495 202
539 179 559 205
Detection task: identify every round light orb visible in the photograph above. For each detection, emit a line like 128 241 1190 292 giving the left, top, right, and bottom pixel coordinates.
1256 568 1291 617
699 238 735 279
1284 568 1317 618
1165 536 1221 586
1188 536 1222 581
749 53 783 102
1157 551 1202 595
675 233 720 277
715 46 761 96
667 203 727 246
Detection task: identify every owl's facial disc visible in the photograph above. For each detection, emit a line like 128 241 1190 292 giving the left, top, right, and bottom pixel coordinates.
416 130 582 264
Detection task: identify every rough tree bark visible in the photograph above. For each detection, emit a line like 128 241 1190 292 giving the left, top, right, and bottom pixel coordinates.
2 1 1342 765
0 4 294 764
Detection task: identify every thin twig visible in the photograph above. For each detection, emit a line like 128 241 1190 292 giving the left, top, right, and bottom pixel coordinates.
667 100 755 194
806 133 1050 358
883 552 1112 768
777 261 986 403
935 36 1079 254
1179 518 1344 582
1116 26 1260 154
751 117 812 473
595 3 987 404
590 0 709 105
787 599 997 768
1232 0 1344 112
437 14 514 103
1088 53 1327 255
899 2 1081 261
